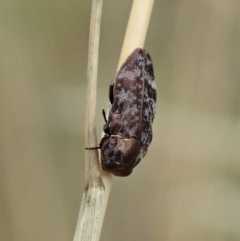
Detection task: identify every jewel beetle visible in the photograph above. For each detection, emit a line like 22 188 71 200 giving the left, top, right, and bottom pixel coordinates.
86 48 157 176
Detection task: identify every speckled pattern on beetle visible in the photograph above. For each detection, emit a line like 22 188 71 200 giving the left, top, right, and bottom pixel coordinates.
89 48 156 176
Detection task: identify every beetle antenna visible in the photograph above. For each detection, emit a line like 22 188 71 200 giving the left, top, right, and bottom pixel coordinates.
85 146 100 150
102 109 108 124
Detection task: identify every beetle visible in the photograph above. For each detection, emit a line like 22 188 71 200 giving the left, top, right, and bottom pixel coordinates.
86 48 156 176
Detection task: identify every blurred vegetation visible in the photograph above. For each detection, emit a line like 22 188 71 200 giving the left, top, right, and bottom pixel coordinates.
0 0 239 241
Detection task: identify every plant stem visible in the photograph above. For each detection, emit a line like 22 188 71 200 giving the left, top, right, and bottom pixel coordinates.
73 0 155 240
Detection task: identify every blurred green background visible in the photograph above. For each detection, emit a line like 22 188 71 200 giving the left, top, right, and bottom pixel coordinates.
0 0 239 241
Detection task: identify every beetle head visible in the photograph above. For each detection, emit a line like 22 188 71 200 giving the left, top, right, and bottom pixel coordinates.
100 135 141 176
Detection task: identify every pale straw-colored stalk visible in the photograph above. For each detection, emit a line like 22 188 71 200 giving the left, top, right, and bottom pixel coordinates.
73 0 154 240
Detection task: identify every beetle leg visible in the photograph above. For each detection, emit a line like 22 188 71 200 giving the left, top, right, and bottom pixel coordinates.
109 83 114 104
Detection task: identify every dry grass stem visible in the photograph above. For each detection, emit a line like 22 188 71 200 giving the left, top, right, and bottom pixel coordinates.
73 1 108 241
118 0 155 68
74 0 155 240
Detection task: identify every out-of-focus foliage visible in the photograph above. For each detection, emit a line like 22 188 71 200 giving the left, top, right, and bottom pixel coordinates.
0 0 239 241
